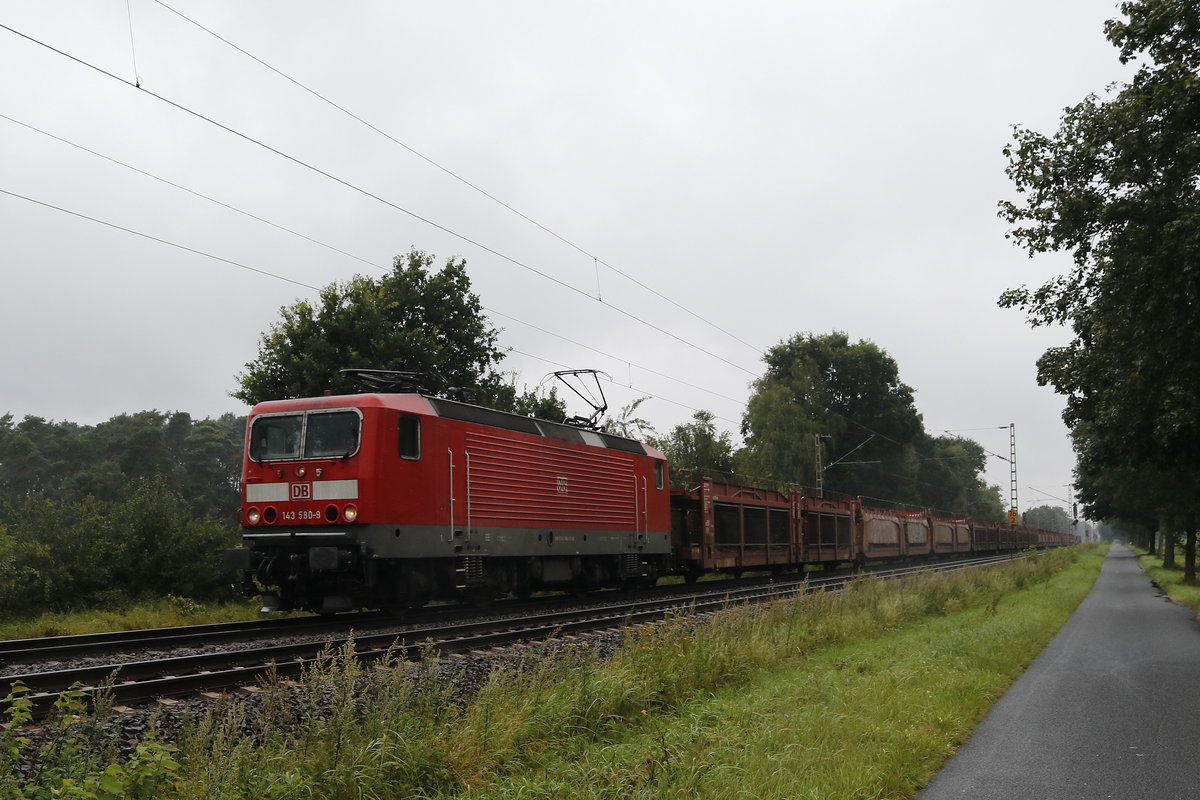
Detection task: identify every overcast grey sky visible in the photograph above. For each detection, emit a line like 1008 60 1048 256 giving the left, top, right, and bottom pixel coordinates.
1 1 1131 515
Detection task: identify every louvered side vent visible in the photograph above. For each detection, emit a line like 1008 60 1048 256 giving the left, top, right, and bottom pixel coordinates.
454 555 486 589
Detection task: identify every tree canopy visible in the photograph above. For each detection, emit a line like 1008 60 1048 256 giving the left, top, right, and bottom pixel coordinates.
234 250 507 406
998 0 1200 570
0 411 245 614
650 410 736 485
1023 504 1073 535
0 410 244 518
916 435 1005 522
737 332 1002 517
740 332 923 499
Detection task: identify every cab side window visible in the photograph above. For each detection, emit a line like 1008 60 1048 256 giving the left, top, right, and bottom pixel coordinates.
399 414 421 460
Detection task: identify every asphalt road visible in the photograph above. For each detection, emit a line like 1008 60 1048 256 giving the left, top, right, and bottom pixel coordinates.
916 544 1200 800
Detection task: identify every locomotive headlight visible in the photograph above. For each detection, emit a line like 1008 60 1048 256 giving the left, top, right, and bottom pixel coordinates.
247 507 261 525
296 466 307 478
343 504 359 523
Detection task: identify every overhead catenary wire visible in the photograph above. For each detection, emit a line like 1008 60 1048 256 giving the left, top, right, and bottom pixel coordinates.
487 307 745 406
5 177 997 510
0 187 321 291
0 184 746 431
940 428 1013 464
0 109 748 418
4 167 989 496
508 348 742 429
149 0 764 358
2 14 1019 486
0 113 382 273
1028 486 1072 506
0 20 758 380
125 0 140 87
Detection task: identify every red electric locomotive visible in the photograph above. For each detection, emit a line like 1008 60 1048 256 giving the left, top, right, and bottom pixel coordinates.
228 374 671 613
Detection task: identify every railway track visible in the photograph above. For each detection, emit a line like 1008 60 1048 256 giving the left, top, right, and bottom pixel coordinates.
0 612 383 666
1 553 1023 718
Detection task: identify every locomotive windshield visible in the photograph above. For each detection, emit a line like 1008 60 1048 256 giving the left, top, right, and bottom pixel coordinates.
249 410 361 461
304 411 360 458
250 414 301 461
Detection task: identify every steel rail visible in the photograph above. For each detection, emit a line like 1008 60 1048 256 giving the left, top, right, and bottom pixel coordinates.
0 554 1010 666
0 612 386 664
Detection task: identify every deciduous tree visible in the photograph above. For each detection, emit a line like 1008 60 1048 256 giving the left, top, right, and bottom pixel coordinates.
999 0 1200 578
1024 504 1072 535
650 410 735 485
738 332 1001 515
233 249 506 406
917 435 1005 521
739 332 924 503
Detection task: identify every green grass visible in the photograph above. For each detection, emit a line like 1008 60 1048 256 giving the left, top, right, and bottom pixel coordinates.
1135 547 1200 617
439 547 1105 799
2 547 1105 799
0 597 286 642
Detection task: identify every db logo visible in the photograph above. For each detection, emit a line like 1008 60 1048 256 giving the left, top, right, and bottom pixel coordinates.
291 483 312 501
556 477 568 494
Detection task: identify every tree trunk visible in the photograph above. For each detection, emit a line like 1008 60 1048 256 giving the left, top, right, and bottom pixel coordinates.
1163 530 1177 569
1185 529 1196 585
1147 524 1157 555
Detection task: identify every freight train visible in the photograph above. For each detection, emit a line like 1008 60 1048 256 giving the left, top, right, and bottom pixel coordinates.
225 374 1077 613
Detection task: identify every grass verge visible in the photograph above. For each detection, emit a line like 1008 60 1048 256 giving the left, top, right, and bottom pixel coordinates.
0 598 281 642
2 546 1104 799
1134 547 1200 617
440 546 1104 799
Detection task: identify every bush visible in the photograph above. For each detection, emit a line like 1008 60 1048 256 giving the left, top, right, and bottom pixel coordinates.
1 479 239 616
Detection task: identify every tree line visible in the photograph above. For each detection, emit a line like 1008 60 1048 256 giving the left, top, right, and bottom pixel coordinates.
3 249 1010 618
0 411 245 614
999 0 1200 580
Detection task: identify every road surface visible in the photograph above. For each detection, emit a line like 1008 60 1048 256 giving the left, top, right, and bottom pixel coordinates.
917 544 1200 800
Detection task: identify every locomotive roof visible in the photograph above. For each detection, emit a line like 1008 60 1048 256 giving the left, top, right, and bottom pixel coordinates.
249 392 666 459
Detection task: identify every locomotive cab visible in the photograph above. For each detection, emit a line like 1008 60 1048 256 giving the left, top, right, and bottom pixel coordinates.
231 401 380 612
